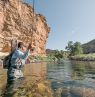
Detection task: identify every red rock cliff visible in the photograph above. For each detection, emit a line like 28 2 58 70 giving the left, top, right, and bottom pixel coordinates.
0 0 50 55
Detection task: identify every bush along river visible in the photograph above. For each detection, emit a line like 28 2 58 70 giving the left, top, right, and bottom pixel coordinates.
0 61 95 97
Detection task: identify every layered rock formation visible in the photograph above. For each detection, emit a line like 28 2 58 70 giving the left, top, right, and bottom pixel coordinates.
0 0 50 55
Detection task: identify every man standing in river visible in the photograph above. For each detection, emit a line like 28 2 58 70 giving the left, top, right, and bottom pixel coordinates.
7 42 31 81
2 42 31 97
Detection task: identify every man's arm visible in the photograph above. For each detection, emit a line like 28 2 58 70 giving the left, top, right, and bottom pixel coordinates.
15 49 29 59
16 44 31 59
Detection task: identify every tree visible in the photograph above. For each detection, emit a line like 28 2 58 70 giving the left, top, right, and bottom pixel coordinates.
54 50 62 59
65 41 83 56
65 41 75 56
73 42 83 55
65 41 73 52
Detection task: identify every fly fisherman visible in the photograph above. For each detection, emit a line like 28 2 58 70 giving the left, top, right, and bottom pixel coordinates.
7 42 31 81
2 42 31 97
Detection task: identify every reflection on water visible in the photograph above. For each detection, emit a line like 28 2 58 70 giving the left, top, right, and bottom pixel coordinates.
47 60 95 97
1 60 95 97
24 62 47 81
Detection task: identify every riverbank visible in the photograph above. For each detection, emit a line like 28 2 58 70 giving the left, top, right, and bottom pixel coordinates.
70 53 95 61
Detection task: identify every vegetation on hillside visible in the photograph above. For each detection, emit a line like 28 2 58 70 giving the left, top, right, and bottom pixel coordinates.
27 39 95 62
65 40 95 61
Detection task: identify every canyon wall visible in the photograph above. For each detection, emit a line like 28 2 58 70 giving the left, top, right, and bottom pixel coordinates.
0 0 50 55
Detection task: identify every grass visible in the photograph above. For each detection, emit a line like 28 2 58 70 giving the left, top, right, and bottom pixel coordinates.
70 53 95 61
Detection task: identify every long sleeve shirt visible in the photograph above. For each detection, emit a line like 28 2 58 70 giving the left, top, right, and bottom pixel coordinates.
7 49 30 80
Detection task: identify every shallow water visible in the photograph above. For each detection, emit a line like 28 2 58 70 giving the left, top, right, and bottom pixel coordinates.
0 60 95 97
47 60 95 97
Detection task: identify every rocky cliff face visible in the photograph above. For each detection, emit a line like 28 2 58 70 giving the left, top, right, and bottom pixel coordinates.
0 0 50 55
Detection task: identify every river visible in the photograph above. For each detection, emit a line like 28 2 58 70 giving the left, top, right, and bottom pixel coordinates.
0 60 95 97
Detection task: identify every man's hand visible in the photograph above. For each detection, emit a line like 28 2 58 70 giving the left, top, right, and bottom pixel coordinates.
27 43 31 50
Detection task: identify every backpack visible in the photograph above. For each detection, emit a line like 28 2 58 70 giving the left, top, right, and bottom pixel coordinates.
3 52 13 69
3 39 17 69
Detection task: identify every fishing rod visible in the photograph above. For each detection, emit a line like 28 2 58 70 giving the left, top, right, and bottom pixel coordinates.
31 0 35 45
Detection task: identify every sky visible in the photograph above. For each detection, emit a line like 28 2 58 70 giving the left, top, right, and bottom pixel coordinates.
24 0 95 50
